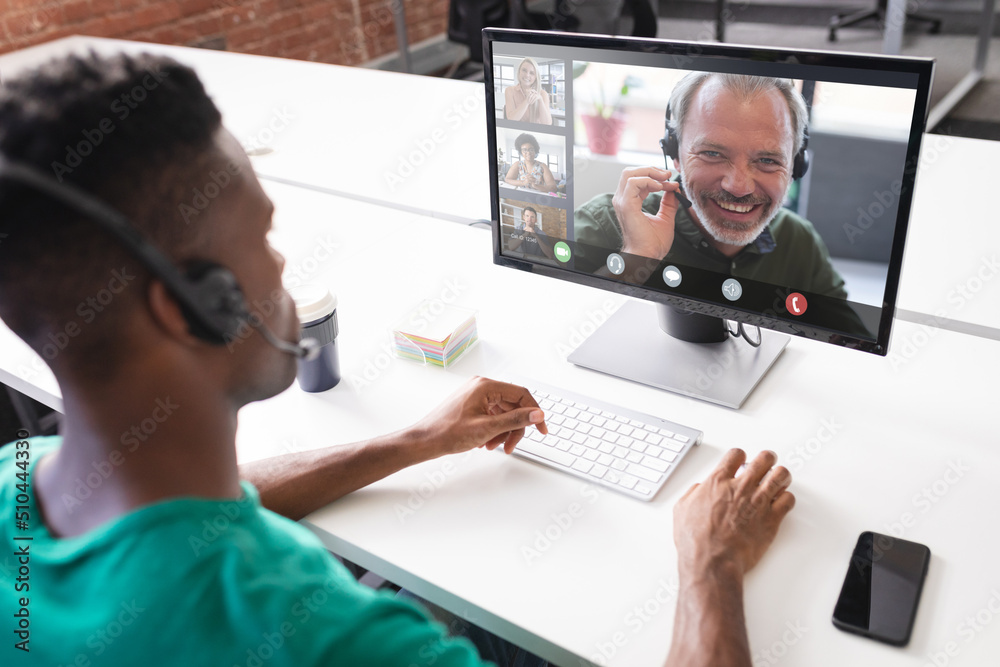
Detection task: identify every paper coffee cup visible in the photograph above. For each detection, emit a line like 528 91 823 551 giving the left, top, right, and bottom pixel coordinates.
288 285 340 392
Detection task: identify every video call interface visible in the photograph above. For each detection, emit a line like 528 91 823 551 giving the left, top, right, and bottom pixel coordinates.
491 41 925 345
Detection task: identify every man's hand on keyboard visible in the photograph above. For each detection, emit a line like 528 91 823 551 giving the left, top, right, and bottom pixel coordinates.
673 448 794 578
414 377 548 456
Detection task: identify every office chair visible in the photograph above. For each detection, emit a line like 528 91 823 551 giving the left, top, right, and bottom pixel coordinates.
511 0 657 37
621 0 658 37
828 0 941 41
445 0 510 78
2 384 60 440
444 0 657 78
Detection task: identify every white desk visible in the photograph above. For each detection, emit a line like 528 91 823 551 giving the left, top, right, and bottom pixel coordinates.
3 180 997 666
2 38 1000 667
273 184 1000 667
894 134 1000 339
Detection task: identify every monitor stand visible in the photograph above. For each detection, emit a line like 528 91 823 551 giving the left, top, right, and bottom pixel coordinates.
567 300 788 409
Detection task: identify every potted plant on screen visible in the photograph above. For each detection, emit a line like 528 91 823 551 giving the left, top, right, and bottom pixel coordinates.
575 63 643 156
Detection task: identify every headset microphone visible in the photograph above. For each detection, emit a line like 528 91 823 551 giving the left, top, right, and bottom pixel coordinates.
254 321 320 361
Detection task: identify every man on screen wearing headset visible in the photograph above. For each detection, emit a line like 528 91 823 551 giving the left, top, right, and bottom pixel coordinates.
0 54 793 667
575 72 848 304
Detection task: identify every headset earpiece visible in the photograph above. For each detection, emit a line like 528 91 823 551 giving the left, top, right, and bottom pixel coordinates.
0 156 254 347
0 155 315 357
792 127 810 180
180 260 250 345
660 104 679 163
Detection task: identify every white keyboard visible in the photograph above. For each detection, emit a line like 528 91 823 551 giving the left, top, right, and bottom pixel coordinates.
511 380 702 501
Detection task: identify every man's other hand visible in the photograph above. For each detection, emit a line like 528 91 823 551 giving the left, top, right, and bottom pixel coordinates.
414 377 548 457
612 166 682 260
673 449 794 579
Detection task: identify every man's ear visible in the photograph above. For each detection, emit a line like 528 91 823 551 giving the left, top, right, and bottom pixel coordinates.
147 280 201 344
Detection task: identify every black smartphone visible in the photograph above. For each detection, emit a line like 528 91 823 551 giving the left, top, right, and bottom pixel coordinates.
832 531 931 646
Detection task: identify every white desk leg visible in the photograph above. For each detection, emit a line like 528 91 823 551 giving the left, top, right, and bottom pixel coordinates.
926 0 996 129
391 0 412 74
972 0 997 72
883 0 907 55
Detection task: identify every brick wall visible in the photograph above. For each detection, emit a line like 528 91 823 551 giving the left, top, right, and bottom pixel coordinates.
0 0 450 66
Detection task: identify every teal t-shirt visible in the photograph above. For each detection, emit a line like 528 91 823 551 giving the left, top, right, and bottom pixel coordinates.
0 436 485 666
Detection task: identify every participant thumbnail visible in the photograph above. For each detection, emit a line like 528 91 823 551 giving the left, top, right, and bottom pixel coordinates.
493 56 566 127
497 128 567 199
500 198 568 263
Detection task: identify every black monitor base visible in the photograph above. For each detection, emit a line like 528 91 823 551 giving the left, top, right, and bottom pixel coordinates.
567 300 788 409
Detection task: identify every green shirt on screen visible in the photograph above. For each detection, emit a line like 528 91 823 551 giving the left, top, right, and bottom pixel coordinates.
574 192 848 298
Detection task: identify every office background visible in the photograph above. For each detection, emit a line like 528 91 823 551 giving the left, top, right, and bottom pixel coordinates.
0 15 997 663
0 0 449 66
0 0 996 136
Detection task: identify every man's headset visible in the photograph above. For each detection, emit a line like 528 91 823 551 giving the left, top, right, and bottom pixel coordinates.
0 155 318 360
660 103 811 181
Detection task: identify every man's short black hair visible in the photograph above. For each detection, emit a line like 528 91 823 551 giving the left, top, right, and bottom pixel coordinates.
0 52 224 374
523 207 537 216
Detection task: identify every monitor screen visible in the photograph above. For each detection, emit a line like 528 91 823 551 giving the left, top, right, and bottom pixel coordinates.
485 29 933 406
487 30 932 342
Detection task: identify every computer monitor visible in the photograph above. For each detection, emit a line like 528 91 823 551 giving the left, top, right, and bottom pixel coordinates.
485 29 934 408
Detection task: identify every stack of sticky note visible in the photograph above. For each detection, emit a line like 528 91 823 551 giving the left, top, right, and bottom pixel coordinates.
392 301 478 368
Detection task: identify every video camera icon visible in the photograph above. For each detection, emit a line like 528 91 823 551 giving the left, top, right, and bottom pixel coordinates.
554 242 572 262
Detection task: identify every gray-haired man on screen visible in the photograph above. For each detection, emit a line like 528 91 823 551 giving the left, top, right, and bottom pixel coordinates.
576 73 845 299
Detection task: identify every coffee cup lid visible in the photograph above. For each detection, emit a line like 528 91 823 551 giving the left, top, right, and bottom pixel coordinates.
287 284 337 322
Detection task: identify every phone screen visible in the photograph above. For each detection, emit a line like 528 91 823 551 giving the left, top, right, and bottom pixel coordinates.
832 531 931 646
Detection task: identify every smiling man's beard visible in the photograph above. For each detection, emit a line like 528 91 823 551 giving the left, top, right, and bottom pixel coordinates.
688 188 785 247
